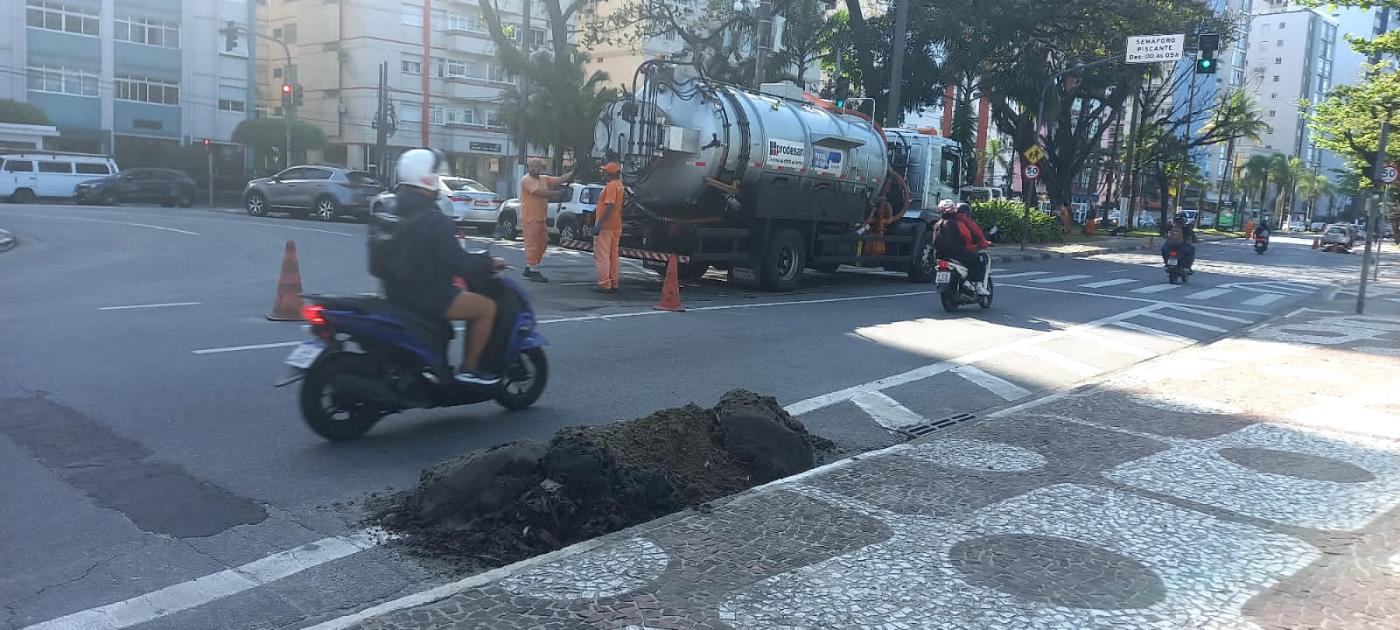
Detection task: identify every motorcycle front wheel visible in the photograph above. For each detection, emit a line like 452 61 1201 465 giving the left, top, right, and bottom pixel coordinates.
299 353 382 441
496 347 549 410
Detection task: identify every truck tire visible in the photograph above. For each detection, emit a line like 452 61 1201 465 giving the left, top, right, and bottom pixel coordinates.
908 228 936 283
761 227 805 292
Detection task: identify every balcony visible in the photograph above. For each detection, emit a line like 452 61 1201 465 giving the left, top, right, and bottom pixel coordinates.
444 28 496 56
444 77 506 100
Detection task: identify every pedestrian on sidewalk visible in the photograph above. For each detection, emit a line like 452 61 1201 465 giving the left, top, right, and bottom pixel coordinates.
519 158 573 283
592 162 624 294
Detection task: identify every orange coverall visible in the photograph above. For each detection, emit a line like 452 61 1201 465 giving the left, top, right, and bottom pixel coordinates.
519 174 561 267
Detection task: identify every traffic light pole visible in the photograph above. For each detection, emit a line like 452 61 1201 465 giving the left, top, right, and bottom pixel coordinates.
1358 115 1389 315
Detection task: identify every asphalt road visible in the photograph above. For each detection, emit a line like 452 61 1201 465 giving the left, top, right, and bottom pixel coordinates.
0 202 1375 630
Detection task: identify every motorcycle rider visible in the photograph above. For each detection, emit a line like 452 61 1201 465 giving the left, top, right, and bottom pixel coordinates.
955 201 992 292
1162 211 1198 272
379 148 504 386
933 200 989 295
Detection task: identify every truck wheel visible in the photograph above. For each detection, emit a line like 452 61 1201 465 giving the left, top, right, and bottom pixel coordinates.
761 227 805 292
908 229 936 283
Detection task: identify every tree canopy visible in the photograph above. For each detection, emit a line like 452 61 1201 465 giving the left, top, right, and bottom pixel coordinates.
0 99 52 126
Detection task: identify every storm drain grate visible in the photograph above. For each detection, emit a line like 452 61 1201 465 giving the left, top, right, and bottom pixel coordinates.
897 412 976 440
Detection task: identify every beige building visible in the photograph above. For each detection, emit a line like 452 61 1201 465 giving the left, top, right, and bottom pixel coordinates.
256 0 556 194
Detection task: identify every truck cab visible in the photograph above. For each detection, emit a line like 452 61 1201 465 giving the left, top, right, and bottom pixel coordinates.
884 129 962 220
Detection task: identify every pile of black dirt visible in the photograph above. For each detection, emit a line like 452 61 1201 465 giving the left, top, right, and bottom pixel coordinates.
375 389 818 567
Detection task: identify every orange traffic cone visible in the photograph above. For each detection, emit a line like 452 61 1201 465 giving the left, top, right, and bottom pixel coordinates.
653 255 685 312
267 240 305 321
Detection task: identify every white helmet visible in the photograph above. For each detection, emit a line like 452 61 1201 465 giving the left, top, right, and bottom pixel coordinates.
396 148 446 192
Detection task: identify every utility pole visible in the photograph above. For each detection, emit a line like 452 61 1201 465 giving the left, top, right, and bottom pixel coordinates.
375 61 388 177
518 0 532 174
1350 6 1391 220
1175 73 1198 222
421 0 431 147
884 0 910 127
1124 84 1143 230
1358 115 1389 314
752 0 772 89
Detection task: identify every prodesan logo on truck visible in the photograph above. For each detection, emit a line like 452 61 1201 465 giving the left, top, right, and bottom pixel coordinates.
766 139 806 170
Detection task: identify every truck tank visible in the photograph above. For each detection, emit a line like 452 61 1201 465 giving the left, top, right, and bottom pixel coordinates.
594 64 889 225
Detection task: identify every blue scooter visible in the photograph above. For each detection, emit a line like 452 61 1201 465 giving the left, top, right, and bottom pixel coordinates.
275 276 548 440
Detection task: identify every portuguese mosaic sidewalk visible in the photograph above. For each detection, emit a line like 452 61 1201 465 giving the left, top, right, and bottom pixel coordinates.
338 292 1400 630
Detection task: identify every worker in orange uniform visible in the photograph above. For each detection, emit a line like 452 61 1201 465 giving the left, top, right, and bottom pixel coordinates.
519 158 573 282
592 162 624 294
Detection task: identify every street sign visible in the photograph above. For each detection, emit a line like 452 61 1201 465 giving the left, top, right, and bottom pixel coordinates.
1125 34 1186 64
1381 164 1398 184
1022 144 1046 165
1024 164 1041 181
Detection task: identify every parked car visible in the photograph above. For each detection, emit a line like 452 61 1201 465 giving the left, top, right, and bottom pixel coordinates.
371 176 517 238
244 166 384 221
2 152 119 203
549 182 605 242
75 168 196 207
1310 222 1326 232
1322 224 1358 247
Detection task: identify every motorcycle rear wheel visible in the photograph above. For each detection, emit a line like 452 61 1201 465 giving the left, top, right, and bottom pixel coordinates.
299 353 382 441
496 347 549 410
940 290 960 313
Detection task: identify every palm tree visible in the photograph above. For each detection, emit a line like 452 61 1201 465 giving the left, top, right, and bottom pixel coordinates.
981 137 1011 189
1243 154 1276 218
1294 170 1333 225
1271 156 1306 224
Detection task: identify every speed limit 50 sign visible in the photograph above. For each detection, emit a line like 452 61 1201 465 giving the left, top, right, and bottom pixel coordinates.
1381 164 1398 185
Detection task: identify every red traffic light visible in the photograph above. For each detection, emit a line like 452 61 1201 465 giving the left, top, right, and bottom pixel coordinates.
281 83 292 94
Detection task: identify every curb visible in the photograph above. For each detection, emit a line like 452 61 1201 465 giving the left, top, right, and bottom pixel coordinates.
0 229 16 253
991 242 1148 264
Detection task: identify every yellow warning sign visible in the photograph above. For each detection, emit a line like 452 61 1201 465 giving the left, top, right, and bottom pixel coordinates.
1023 144 1047 164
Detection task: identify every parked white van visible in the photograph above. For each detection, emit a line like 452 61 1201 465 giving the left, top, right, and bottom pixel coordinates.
1 152 120 203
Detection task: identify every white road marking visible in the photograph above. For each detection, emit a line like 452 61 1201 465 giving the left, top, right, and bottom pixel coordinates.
952 365 1032 401
1184 288 1231 300
992 271 1052 279
1130 284 1182 294
22 529 390 630
192 341 302 355
192 291 939 355
98 301 203 311
1080 278 1138 289
1140 311 1229 334
1062 327 1158 358
1243 293 1285 306
1001 282 1269 315
1166 305 1256 324
8 213 199 236
850 391 928 429
1110 320 1196 345
1012 343 1102 378
1029 274 1093 284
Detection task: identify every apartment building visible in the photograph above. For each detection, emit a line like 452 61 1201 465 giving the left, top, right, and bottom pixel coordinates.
255 0 551 194
0 0 257 163
1238 0 1339 168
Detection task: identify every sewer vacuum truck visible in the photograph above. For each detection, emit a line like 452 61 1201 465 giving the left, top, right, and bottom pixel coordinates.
568 60 963 291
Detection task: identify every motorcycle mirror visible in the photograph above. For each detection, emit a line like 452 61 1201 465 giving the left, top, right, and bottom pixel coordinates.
988 226 999 236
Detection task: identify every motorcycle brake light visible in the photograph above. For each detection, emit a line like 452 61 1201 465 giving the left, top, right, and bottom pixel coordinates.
302 304 327 326
1168 250 1178 256
938 260 949 270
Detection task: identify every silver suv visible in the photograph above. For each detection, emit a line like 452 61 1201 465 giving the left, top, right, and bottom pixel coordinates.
244 165 384 221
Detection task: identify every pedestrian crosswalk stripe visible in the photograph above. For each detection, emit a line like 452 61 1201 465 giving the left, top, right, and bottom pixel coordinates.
1081 278 1138 289
850 391 927 430
1030 274 1093 284
1065 327 1159 358
1185 288 1231 300
952 365 1032 401
1131 284 1183 294
995 271 1052 279
1243 293 1286 306
1167 305 1256 324
1141 311 1230 333
1110 320 1196 345
1014 344 1102 377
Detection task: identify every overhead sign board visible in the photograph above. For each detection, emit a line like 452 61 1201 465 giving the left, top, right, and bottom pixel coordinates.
1126 34 1186 64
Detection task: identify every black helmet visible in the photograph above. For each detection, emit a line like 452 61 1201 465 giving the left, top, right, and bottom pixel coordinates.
956 202 972 215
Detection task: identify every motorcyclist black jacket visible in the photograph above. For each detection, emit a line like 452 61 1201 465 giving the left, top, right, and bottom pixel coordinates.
381 185 494 318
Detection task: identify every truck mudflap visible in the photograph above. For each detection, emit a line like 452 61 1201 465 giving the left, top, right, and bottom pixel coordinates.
559 239 692 265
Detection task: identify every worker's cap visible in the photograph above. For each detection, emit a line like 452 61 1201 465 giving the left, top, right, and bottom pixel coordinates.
600 162 621 175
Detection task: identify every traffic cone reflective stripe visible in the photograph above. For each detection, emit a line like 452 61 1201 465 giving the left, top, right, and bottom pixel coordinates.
266 240 305 321
654 254 685 312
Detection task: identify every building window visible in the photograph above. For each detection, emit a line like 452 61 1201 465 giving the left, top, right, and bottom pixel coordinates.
401 56 421 75
1279 21 1286 29
432 57 446 78
428 105 444 125
114 75 180 105
25 0 100 36
487 109 504 128
1275 57 1281 64
282 23 297 43
27 64 98 97
1273 75 1280 83
272 67 283 78
1276 39 1283 46
1269 110 1276 117
218 98 245 112
401 3 422 27
447 59 466 78
1271 92 1278 99
114 15 180 48
400 101 421 123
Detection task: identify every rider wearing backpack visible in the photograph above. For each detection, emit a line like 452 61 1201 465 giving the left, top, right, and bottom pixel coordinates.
1161 211 1197 271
